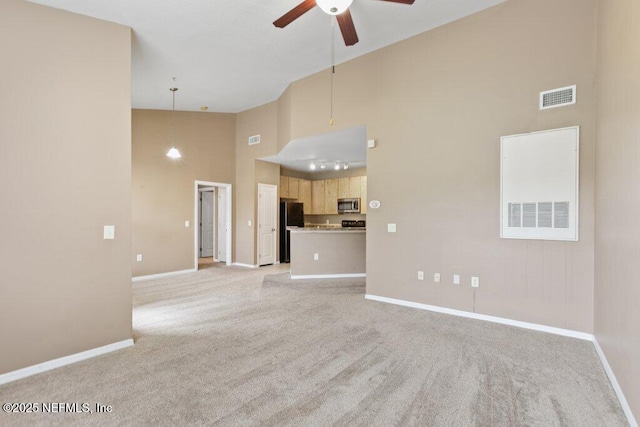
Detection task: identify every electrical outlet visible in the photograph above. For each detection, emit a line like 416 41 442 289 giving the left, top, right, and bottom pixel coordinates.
185 220 190 227
471 277 480 288
418 271 424 280
248 220 252 227
136 254 143 262
453 274 460 285
314 253 319 261
434 273 441 283
387 223 397 233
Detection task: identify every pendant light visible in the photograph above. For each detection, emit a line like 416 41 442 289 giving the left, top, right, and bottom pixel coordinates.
166 80 182 159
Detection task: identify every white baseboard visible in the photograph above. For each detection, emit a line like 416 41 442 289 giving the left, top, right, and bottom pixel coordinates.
592 339 638 427
0 339 134 386
364 294 593 341
132 268 196 282
365 293 637 426
292 273 366 280
233 263 258 269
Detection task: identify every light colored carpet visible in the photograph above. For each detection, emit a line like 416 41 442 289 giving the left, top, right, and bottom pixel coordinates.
0 264 628 426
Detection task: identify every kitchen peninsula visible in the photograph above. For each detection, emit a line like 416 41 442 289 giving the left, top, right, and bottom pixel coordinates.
289 227 365 279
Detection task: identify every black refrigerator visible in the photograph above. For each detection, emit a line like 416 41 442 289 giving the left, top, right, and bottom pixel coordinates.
280 201 304 263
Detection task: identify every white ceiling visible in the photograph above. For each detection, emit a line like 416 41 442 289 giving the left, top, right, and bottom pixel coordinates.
260 125 367 173
26 0 506 113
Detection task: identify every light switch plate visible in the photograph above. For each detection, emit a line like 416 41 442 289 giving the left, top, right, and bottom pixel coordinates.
136 254 143 262
453 274 460 285
387 223 397 233
248 220 252 227
314 253 319 261
103 225 115 240
185 220 190 227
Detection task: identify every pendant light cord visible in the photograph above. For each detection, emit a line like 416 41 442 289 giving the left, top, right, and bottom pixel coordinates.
330 16 335 126
171 78 177 148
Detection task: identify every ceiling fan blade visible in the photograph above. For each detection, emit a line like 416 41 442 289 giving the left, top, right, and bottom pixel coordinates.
377 0 415 4
336 9 359 46
273 0 317 28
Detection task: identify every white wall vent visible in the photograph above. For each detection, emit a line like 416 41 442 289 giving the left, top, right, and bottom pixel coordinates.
248 134 261 145
539 85 576 110
500 126 579 241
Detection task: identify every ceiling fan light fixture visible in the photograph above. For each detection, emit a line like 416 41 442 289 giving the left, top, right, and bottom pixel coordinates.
320 163 327 169
310 162 317 170
343 163 349 170
316 0 353 15
334 162 340 170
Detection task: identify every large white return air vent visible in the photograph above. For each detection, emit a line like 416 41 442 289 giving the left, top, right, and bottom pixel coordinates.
500 126 579 241
540 85 576 110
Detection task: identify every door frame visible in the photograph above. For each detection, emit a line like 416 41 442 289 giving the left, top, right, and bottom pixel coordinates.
194 180 232 269
257 183 278 266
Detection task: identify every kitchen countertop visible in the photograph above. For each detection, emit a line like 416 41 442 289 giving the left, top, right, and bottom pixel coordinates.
288 227 365 233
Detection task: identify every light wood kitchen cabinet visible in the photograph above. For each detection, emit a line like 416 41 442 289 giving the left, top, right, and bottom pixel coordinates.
339 176 362 199
280 175 288 198
298 179 312 212
324 178 339 214
349 176 361 198
288 177 299 199
360 176 367 214
282 174 367 215
338 178 350 198
279 176 299 199
311 180 325 214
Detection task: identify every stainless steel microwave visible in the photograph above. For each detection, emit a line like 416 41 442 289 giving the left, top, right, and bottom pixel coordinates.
337 198 360 214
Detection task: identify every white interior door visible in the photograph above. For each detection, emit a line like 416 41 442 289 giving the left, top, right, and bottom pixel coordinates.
258 184 277 266
217 187 228 262
200 190 215 257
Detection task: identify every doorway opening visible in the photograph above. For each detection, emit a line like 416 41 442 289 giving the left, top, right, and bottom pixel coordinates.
195 180 232 270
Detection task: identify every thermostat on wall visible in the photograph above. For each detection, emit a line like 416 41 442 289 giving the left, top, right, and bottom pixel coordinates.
369 200 381 209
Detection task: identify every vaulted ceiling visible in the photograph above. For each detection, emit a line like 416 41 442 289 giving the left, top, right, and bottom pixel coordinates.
27 0 505 113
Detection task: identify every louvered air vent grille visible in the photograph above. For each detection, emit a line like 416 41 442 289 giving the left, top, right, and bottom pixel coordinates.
540 85 576 110
507 202 570 229
248 134 261 145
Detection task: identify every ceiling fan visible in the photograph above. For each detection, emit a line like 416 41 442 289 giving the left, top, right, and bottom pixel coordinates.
273 0 416 47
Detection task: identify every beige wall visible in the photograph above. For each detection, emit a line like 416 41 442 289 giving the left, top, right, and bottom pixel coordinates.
594 0 640 419
132 109 235 276
290 231 366 276
275 0 598 332
0 0 132 374
235 102 280 266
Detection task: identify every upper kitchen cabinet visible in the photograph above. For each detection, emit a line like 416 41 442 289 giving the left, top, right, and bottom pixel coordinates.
311 180 325 214
298 179 312 213
338 176 361 199
280 176 299 199
324 179 339 214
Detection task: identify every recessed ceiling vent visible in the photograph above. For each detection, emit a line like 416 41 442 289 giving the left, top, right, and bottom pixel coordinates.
248 134 261 145
540 85 576 110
